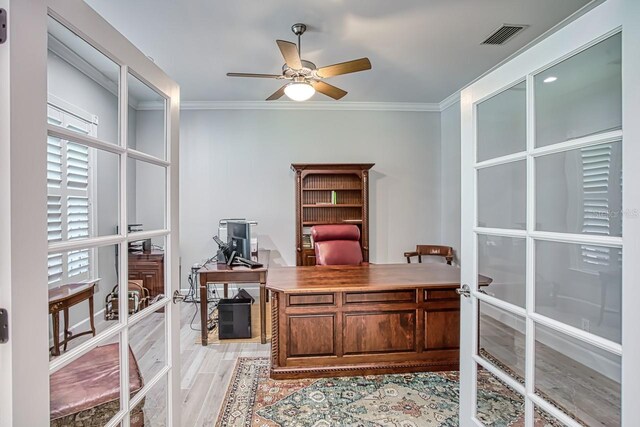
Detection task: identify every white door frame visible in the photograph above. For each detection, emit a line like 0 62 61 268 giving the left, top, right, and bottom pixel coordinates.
0 1 180 425
460 0 639 425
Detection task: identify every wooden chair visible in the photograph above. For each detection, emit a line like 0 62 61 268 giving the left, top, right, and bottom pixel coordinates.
404 245 454 265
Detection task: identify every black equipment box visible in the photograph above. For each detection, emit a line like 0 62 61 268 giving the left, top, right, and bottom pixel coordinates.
218 298 252 339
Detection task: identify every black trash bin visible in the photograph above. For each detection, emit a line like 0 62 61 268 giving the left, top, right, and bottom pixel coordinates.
217 298 252 339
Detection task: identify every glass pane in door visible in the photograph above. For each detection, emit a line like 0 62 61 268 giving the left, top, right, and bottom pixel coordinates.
534 323 621 426
533 406 565 427
536 141 622 237
47 16 120 145
478 301 525 382
478 235 526 307
48 244 120 361
131 374 167 426
476 365 525 425
46 139 120 242
477 81 527 162
49 334 121 424
477 161 527 229
127 235 167 313
535 33 622 147
127 72 166 159
535 239 622 343
129 311 167 398
127 158 166 232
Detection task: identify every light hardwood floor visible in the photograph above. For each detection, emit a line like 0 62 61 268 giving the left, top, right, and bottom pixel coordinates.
178 301 270 427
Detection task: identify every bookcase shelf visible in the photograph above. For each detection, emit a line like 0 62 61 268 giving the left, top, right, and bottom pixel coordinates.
303 187 363 191
302 204 363 208
302 220 363 226
292 163 374 266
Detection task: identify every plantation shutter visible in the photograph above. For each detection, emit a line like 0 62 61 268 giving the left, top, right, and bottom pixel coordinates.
47 103 95 284
581 144 612 267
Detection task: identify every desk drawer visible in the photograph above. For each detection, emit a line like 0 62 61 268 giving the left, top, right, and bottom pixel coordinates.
344 290 415 304
424 289 458 301
288 293 335 306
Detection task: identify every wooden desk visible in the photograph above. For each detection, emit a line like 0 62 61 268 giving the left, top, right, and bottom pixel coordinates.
198 251 270 345
266 263 492 379
49 282 97 356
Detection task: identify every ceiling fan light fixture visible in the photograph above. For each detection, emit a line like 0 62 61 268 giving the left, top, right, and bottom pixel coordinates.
284 81 315 101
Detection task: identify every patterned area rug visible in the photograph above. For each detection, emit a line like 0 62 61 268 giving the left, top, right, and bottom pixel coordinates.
216 358 561 427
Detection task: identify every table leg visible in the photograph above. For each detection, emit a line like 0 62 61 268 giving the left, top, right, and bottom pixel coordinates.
52 312 60 356
63 307 70 351
223 283 228 298
200 283 208 346
88 295 96 336
260 284 266 344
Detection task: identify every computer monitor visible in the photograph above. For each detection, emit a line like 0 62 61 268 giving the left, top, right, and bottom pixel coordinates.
227 221 251 259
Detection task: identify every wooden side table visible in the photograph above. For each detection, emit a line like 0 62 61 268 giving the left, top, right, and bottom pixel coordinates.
198 250 270 345
49 282 97 356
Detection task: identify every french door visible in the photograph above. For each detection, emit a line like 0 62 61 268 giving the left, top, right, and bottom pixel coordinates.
459 0 640 426
0 1 180 426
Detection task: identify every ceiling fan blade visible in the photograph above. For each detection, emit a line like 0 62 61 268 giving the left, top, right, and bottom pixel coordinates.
311 81 347 100
227 73 282 79
276 40 302 70
317 58 371 78
266 85 287 101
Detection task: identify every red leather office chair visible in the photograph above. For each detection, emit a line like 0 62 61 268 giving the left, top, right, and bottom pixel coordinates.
311 225 363 266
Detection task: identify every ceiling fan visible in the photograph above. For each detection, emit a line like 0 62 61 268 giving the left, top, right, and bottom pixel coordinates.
227 23 372 102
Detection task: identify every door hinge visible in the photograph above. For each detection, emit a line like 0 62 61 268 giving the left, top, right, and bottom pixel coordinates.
0 9 6 45
0 308 8 343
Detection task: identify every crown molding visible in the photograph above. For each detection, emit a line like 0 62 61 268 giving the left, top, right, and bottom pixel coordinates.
438 92 461 111
136 100 441 112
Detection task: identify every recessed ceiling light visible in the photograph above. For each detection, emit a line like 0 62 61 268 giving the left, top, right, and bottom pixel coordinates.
543 76 557 83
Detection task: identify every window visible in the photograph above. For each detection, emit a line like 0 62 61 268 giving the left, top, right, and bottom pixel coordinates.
47 102 97 285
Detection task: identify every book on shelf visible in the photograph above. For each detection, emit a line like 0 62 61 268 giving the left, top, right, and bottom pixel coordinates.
302 227 314 249
331 190 337 204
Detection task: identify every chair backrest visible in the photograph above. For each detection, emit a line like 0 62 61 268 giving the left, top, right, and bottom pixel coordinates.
416 245 454 264
311 224 363 266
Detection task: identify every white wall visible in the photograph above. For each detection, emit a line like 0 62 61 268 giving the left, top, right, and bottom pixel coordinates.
440 101 462 264
178 109 442 286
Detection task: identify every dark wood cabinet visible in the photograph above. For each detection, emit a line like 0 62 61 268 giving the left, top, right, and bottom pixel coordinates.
291 163 374 266
128 250 165 300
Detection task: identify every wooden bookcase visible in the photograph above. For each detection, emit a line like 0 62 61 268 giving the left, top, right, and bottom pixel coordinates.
291 163 374 266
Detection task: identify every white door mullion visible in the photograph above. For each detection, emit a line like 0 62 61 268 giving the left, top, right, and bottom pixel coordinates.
470 101 479 422
524 73 536 427
118 62 131 427
47 124 125 155
529 312 622 355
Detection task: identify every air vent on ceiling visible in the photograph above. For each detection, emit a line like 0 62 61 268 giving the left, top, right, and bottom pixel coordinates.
482 24 528 45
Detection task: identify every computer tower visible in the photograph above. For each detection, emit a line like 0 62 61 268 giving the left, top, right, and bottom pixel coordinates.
218 298 252 339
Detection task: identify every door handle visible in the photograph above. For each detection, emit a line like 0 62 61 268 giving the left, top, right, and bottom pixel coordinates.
456 284 471 298
172 290 187 304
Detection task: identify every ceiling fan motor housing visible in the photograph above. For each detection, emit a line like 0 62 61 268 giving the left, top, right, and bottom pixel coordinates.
291 23 307 36
282 60 317 79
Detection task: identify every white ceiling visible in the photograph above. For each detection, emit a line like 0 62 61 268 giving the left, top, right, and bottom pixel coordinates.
85 0 591 104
